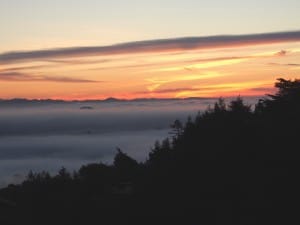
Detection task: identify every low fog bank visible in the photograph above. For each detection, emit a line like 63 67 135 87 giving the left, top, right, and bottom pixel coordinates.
0 99 218 136
0 129 168 187
0 97 260 187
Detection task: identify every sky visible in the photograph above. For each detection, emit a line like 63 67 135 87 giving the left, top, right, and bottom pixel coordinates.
0 0 300 100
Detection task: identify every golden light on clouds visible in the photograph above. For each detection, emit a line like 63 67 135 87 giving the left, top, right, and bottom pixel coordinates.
146 72 224 92
0 31 300 100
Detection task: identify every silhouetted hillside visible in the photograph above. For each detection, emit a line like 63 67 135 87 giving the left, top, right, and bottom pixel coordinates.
0 78 299 225
0 97 210 106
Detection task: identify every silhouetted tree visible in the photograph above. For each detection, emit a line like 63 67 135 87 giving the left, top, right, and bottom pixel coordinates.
272 78 300 99
214 97 227 113
1 77 300 225
170 119 183 137
114 148 140 182
148 139 172 167
56 167 71 180
114 148 139 170
228 96 251 114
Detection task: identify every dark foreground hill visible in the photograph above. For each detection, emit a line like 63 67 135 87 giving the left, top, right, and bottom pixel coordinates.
1 78 300 225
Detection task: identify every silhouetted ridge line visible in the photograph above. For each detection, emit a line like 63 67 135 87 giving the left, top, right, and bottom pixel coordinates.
0 97 213 104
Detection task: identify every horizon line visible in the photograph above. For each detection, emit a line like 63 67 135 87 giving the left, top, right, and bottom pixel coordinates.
0 95 264 103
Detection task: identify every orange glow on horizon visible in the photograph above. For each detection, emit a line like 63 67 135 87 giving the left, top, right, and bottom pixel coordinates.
1 40 300 100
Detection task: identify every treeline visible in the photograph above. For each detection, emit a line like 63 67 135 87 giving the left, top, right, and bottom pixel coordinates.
1 78 300 225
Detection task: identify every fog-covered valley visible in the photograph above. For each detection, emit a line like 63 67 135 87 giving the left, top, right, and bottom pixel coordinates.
0 98 258 186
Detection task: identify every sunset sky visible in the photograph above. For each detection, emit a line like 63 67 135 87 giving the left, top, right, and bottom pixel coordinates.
1 0 300 100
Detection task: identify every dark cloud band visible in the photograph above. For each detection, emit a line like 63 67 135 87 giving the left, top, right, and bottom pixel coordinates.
0 71 100 83
1 30 300 63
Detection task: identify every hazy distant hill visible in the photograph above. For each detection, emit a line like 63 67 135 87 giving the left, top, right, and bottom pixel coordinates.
0 97 212 105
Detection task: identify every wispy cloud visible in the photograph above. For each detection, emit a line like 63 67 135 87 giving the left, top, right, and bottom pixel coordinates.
136 87 201 95
268 62 300 67
151 49 291 73
155 58 247 72
1 31 300 63
249 87 275 92
41 76 101 83
0 71 100 83
274 50 289 56
44 58 112 65
0 65 47 71
186 56 253 63
146 72 224 91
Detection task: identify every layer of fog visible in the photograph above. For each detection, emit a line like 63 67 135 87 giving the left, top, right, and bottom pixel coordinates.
0 100 217 136
0 130 168 187
0 98 259 187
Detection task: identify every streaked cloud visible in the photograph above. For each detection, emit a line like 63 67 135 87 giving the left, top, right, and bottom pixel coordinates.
44 58 112 65
268 62 300 67
173 80 275 98
136 87 201 95
1 31 300 64
146 72 224 91
152 49 292 72
274 50 289 56
155 58 247 72
0 71 100 83
249 87 275 92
